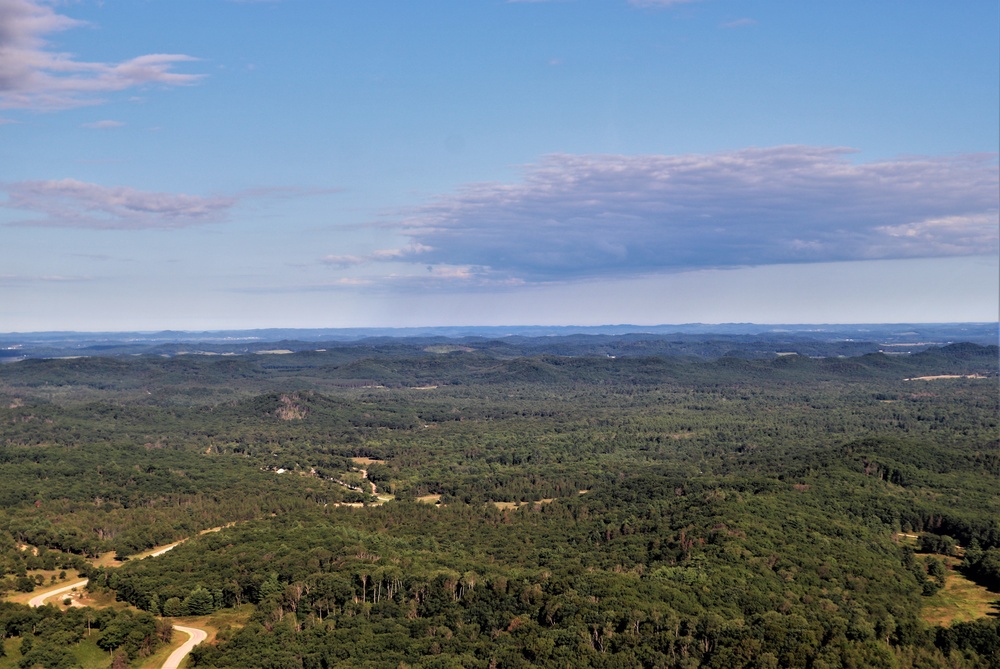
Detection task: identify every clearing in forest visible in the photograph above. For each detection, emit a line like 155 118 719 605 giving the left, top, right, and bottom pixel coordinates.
492 498 556 510
350 457 387 466
921 556 1000 627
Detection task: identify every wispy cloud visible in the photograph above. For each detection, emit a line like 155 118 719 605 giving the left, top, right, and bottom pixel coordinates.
0 0 202 111
508 0 697 6
2 179 236 229
1 180 340 229
322 243 432 268
627 0 702 8
81 120 125 129
0 273 91 285
68 252 128 262
321 255 369 269
722 18 757 28
359 146 998 286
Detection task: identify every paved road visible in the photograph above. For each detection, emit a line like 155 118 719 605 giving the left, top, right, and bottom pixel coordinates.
27 579 89 607
23 544 209 669
162 625 208 669
29 579 208 669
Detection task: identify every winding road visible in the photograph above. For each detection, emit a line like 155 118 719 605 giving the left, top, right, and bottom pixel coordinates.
24 541 207 668
27 579 89 607
161 625 208 669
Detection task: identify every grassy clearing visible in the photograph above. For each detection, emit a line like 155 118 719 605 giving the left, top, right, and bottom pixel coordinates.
6 584 53 606
492 498 556 510
0 636 109 669
351 457 387 466
93 551 126 568
137 640 177 669
922 556 1000 627
491 491 591 510
895 534 1000 627
0 638 21 669
423 345 474 354
77 588 132 611
73 636 113 669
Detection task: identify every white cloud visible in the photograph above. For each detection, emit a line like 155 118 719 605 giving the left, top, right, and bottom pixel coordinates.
371 243 433 260
321 255 369 269
874 213 999 256
0 0 202 111
322 243 432 268
365 146 998 286
2 179 236 229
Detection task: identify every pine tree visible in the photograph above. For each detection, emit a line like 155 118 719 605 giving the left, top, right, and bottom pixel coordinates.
184 586 215 616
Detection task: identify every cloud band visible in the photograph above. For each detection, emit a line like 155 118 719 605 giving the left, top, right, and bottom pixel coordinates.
369 146 998 285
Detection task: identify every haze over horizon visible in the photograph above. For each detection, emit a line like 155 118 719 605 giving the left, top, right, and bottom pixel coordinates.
2 1 998 332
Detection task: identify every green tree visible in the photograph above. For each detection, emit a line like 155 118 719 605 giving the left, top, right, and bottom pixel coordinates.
184 586 214 616
161 597 183 617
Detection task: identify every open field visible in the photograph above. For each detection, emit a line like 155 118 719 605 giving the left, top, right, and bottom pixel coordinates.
922 556 1000 627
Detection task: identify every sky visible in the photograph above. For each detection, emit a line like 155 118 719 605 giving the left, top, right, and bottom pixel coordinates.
1 0 998 332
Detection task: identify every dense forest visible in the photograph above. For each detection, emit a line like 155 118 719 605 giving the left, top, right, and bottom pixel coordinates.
0 337 997 668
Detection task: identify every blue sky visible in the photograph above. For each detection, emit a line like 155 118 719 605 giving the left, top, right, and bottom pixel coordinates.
1 0 997 332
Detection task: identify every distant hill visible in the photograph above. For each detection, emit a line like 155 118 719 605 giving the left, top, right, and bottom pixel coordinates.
1 337 994 399
1 322 995 361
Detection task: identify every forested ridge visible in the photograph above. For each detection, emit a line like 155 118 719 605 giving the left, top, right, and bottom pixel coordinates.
0 341 997 667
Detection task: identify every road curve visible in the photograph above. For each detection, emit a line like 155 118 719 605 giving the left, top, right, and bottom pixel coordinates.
162 625 208 669
27 579 89 607
18 537 213 668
